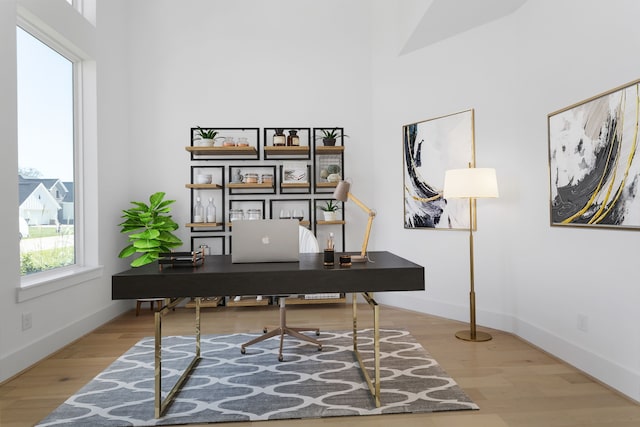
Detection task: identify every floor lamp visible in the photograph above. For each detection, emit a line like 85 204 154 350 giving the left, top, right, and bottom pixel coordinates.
332 180 376 262
443 166 499 342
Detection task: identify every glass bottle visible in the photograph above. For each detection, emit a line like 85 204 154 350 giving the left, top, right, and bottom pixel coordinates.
273 129 286 146
287 130 299 146
193 197 204 223
205 197 216 223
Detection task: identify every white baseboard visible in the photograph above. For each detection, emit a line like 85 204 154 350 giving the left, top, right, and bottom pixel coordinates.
0 301 130 383
376 292 640 403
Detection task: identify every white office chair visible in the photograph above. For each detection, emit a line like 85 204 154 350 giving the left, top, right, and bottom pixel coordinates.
240 226 322 361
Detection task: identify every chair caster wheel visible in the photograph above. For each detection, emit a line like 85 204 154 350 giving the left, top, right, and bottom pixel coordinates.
318 345 322 351
278 355 284 362
315 331 320 336
263 328 268 334
240 348 246 354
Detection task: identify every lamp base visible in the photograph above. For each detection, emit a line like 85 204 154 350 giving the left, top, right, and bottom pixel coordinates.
351 255 367 263
455 330 492 342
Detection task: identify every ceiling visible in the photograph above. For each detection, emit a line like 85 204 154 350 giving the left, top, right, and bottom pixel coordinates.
400 0 528 55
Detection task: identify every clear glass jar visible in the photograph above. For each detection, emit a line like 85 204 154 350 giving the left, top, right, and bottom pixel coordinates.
244 173 259 183
261 174 273 184
246 209 262 220
229 209 244 222
237 137 249 146
222 136 235 146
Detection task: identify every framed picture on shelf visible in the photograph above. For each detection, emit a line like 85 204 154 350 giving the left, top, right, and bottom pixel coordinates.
548 78 640 229
402 109 475 230
283 161 308 184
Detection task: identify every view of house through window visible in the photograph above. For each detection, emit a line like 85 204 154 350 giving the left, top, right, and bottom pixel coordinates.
17 26 76 276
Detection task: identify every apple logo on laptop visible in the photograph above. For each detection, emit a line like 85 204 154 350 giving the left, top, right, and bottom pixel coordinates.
261 235 270 245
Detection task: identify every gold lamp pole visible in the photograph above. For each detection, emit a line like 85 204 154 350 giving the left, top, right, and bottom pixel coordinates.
333 180 376 262
443 164 498 342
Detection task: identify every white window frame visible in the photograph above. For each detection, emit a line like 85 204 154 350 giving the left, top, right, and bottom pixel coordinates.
16 13 101 302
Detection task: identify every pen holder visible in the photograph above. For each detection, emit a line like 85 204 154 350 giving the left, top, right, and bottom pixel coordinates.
323 249 335 266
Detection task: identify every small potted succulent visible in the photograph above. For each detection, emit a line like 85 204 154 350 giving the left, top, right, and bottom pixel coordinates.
194 127 220 147
316 128 348 146
319 200 340 221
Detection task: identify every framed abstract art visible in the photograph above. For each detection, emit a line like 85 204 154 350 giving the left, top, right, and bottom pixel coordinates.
403 109 476 229
548 78 640 229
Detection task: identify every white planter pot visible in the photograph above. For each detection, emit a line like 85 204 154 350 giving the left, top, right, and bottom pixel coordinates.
199 138 215 147
323 211 337 221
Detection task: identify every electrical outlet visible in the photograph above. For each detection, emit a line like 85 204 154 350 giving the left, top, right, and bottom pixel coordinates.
22 312 32 331
577 314 588 332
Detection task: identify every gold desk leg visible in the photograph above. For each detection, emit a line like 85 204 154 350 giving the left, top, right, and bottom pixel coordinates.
154 297 202 418
352 292 381 407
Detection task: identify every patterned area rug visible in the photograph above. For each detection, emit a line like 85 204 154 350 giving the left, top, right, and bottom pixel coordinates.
36 329 478 426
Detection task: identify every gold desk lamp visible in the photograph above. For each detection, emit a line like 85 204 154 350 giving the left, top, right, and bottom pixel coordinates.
332 180 376 263
443 165 499 342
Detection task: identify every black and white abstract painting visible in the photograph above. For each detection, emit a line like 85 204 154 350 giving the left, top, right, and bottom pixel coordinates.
403 109 475 229
548 79 640 229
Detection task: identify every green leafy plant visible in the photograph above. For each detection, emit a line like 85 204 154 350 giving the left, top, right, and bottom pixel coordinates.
196 127 219 139
118 192 183 267
320 200 340 212
315 128 349 140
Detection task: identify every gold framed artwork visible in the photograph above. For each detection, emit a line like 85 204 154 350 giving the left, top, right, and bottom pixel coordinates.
548 78 640 229
403 109 476 229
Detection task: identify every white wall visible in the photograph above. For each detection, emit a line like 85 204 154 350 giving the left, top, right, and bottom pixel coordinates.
371 0 640 402
0 0 133 382
123 0 374 249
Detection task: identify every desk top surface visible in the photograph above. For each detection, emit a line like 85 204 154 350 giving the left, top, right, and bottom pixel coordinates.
112 251 424 299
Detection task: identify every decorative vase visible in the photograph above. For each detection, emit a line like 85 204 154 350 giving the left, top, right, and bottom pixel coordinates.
322 137 336 146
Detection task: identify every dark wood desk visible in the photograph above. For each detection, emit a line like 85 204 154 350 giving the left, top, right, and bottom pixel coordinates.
112 251 425 417
112 251 424 299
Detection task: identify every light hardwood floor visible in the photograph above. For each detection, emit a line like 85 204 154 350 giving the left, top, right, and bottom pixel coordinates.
1 303 639 427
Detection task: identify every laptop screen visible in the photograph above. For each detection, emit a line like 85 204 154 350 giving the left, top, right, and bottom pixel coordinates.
231 219 300 263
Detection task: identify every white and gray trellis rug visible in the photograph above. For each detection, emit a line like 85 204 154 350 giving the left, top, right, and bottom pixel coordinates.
36 329 478 426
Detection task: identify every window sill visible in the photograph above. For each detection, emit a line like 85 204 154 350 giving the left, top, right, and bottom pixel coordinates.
17 265 104 302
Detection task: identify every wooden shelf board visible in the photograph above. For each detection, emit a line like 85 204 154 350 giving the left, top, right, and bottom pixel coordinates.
227 183 274 189
264 146 309 154
186 146 258 156
281 183 310 188
185 183 222 189
286 296 346 305
315 146 344 154
316 220 345 225
316 182 338 188
226 297 271 307
185 222 221 227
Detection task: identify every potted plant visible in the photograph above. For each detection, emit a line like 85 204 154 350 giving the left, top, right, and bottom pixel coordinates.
319 200 340 221
118 192 183 267
195 127 220 147
316 128 348 146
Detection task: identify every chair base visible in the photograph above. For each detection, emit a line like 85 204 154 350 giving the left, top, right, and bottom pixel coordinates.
240 297 322 361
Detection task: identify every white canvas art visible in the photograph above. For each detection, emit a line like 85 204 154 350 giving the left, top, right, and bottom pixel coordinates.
548 79 640 229
403 110 475 229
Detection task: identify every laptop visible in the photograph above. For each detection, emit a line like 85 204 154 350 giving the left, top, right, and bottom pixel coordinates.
231 219 299 263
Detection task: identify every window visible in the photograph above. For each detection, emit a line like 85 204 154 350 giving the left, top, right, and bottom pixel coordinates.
17 27 76 277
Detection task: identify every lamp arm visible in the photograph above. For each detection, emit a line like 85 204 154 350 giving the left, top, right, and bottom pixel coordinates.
347 192 376 259
347 192 375 216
